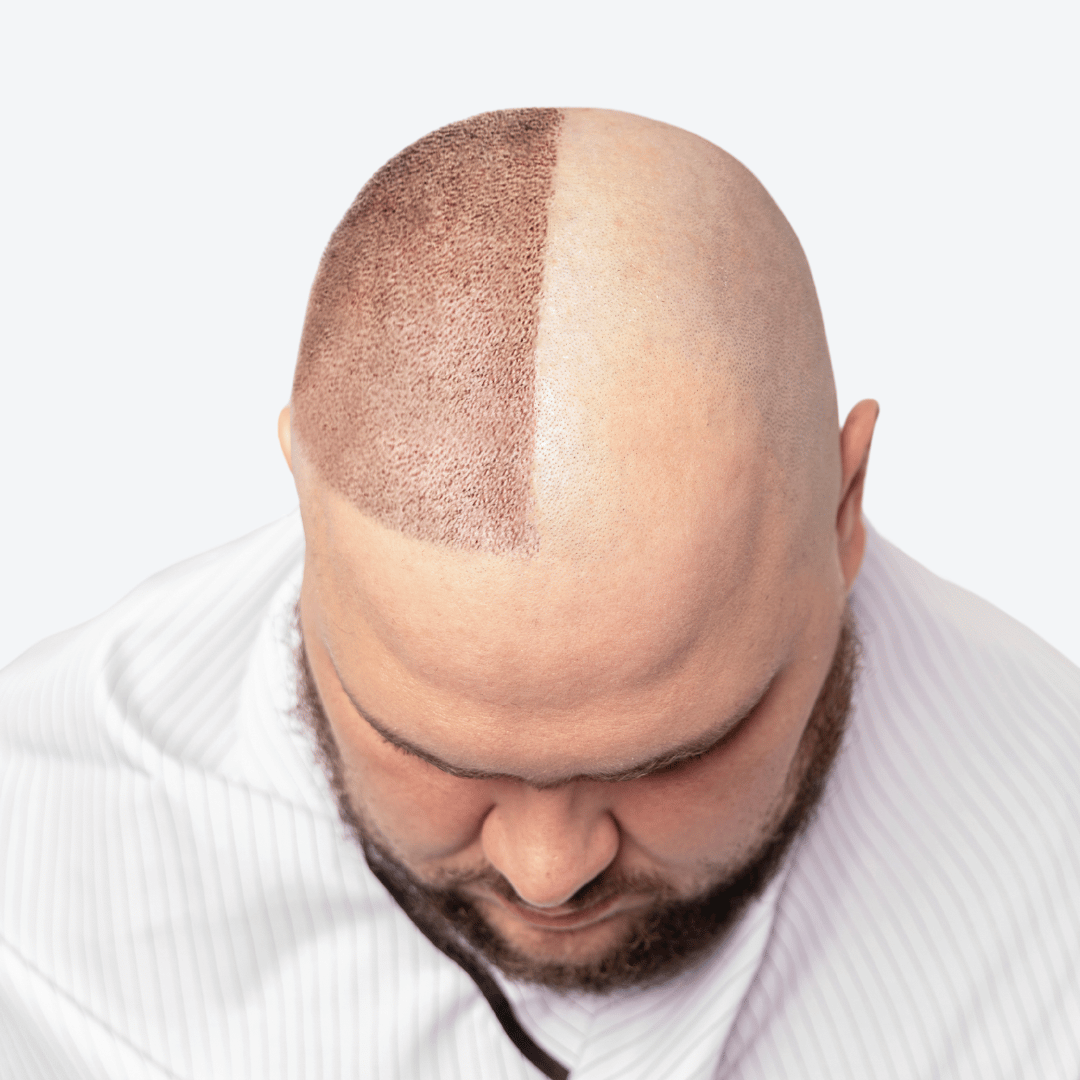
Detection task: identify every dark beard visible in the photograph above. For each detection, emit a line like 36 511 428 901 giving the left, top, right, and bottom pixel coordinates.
295 611 858 995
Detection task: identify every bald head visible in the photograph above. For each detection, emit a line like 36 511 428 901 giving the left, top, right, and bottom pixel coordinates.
286 113 877 983
291 108 838 560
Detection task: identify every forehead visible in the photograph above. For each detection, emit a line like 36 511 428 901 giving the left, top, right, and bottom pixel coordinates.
301 521 805 788
299 461 802 776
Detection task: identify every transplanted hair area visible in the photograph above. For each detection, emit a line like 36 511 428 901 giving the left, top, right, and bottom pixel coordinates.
292 108 562 552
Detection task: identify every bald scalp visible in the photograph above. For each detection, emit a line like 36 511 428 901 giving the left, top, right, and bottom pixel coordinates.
292 108 837 558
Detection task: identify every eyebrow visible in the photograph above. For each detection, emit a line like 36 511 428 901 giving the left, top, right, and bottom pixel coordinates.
328 655 779 788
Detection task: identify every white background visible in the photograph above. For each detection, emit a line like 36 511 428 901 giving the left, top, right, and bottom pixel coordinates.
2 0 1077 669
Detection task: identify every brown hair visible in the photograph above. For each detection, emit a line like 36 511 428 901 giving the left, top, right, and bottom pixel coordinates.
292 109 563 552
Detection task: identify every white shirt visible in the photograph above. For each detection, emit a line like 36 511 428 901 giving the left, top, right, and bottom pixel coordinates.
1 514 1078 1079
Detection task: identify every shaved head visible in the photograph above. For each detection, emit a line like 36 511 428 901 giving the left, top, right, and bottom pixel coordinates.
291 108 838 559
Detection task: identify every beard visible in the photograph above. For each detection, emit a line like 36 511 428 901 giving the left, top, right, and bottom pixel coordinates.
295 612 858 995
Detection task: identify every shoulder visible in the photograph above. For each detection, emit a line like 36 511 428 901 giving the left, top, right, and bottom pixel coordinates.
853 523 1080 768
721 525 1080 1079
0 512 306 770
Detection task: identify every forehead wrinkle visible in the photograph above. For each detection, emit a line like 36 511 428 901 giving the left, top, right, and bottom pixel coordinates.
326 644 779 789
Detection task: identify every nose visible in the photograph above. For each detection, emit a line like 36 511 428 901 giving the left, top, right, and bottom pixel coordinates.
480 785 620 909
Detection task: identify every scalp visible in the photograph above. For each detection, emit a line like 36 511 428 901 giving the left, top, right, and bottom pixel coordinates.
292 108 562 552
291 108 838 561
532 110 838 561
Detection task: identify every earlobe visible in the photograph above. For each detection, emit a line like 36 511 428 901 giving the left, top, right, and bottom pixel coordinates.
836 399 880 591
278 405 294 472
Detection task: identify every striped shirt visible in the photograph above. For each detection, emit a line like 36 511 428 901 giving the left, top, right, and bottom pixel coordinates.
1 513 1078 1078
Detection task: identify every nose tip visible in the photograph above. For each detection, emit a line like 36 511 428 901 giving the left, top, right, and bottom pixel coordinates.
517 870 606 912
480 790 620 909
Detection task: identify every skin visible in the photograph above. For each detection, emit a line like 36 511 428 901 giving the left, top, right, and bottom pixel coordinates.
278 109 880 970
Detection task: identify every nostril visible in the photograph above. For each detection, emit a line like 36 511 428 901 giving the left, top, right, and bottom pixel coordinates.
512 869 609 910
567 870 609 906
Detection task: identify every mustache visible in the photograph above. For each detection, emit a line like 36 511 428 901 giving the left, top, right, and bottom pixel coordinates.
426 859 681 914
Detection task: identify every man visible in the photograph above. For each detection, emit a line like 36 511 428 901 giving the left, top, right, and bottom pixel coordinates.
1 108 1077 1079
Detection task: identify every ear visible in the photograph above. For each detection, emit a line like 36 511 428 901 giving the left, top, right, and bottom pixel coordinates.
836 399 880 592
277 405 294 473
